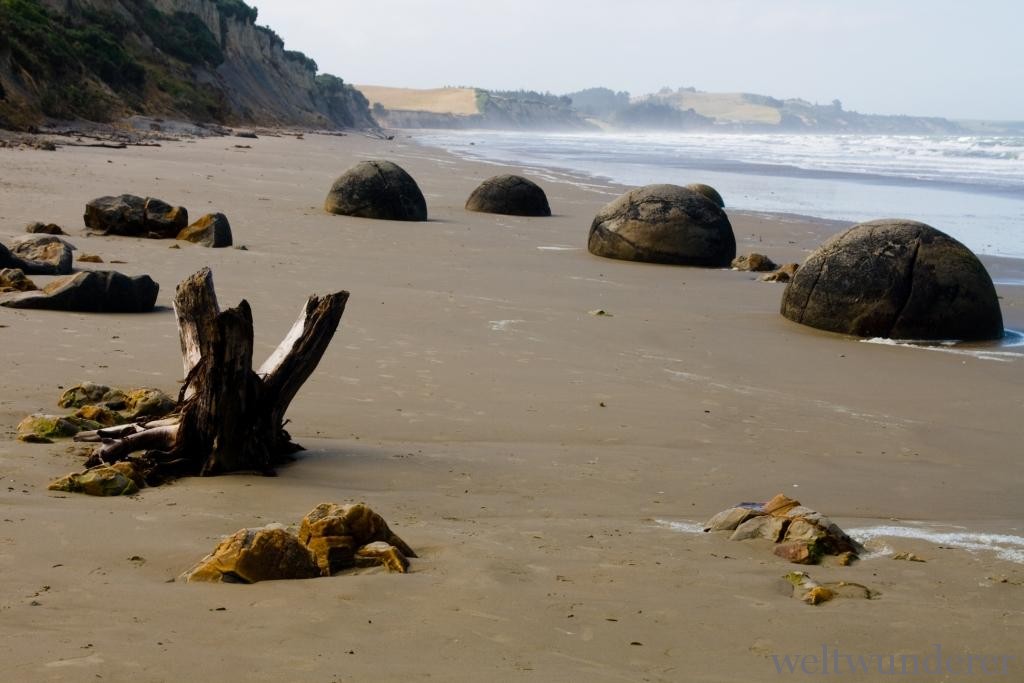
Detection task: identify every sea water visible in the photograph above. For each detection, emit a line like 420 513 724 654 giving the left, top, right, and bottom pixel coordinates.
417 130 1024 258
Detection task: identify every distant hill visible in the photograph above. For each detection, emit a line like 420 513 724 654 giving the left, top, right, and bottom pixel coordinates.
0 0 373 130
359 86 595 131
608 87 966 134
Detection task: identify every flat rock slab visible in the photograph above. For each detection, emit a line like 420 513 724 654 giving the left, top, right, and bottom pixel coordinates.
0 270 159 312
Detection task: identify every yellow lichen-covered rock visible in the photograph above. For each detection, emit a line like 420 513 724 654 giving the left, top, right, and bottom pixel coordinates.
17 414 100 443
57 383 174 419
304 535 358 575
183 526 321 584
0 268 38 293
58 382 123 409
299 503 416 557
109 461 146 489
355 542 410 573
48 467 139 496
73 405 125 427
123 388 176 419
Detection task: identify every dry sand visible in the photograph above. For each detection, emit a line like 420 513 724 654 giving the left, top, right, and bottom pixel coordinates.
1 131 1022 682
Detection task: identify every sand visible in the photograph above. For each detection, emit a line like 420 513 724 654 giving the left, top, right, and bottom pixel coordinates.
1 131 1022 681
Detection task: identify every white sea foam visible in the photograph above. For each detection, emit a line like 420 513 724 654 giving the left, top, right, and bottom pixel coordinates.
860 330 1024 362
847 525 1024 564
656 519 1024 564
417 130 1024 258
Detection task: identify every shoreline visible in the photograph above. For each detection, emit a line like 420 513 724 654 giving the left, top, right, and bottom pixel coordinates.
1 131 1022 681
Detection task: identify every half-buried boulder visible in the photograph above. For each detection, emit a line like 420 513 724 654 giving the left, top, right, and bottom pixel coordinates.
0 268 37 293
25 222 65 235
177 213 233 248
0 270 159 312
183 526 321 583
685 183 725 208
588 184 736 267
84 194 188 238
324 160 427 221
781 220 1003 341
465 174 551 217
10 235 74 274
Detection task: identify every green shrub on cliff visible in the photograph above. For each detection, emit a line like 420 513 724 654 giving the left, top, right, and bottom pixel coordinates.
214 0 258 24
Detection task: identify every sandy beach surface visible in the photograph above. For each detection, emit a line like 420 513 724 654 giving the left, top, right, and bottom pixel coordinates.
1 131 1022 682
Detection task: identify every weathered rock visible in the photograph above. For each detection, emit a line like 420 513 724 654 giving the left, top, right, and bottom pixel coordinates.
354 542 410 573
781 220 1003 340
588 184 735 267
760 262 799 283
48 467 139 496
732 253 778 272
299 502 416 574
465 174 551 217
9 235 74 274
25 222 65 235
183 526 321 583
57 383 174 419
77 254 104 263
704 506 762 532
730 515 788 543
176 213 233 248
0 271 159 313
774 541 817 564
73 405 125 427
707 494 863 564
84 194 188 238
324 160 428 222
783 571 873 605
17 414 100 443
58 382 121 409
685 183 725 208
0 268 37 293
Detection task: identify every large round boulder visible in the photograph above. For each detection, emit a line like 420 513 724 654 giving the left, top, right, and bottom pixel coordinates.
588 184 736 267
465 174 551 216
324 160 427 221
685 183 725 208
781 220 1003 340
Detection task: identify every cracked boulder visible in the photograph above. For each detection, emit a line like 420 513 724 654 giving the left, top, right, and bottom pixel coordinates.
781 220 1003 340
588 184 735 267
84 194 188 238
324 160 427 221
465 174 551 217
183 526 322 583
9 235 74 274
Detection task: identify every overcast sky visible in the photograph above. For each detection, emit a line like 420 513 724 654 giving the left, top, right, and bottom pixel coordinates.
254 0 1023 121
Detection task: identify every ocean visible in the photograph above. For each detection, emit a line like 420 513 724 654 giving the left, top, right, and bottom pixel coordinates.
416 130 1024 259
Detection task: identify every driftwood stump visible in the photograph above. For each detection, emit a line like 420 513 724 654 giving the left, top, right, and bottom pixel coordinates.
77 267 348 479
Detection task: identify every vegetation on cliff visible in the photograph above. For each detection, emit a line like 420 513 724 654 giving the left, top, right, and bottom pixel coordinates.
0 0 371 130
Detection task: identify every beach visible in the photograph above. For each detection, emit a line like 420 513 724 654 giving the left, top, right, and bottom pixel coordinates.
1 131 1022 681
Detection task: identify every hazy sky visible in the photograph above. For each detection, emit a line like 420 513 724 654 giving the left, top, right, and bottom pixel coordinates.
255 0 1023 121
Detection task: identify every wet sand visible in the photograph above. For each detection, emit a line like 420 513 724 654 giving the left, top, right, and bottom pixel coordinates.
1 132 1022 681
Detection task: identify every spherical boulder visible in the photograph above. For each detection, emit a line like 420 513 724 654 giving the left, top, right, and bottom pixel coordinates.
780 219 1003 341
324 160 427 221
588 184 736 267
685 183 725 208
465 174 551 216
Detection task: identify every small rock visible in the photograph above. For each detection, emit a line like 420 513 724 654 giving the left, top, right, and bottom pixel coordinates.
176 213 233 248
732 253 777 272
48 467 139 496
892 552 926 562
588 309 613 317
235 131 258 139
77 254 104 263
25 222 65 235
760 263 799 283
17 414 100 443
0 268 38 293
354 541 410 573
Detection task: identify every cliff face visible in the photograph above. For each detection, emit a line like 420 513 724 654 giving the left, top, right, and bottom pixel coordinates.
0 0 374 130
369 89 596 132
